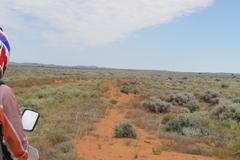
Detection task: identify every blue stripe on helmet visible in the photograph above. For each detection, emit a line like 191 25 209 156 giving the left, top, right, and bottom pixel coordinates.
0 32 11 53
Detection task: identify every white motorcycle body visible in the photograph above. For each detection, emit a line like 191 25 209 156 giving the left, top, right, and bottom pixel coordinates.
28 146 39 160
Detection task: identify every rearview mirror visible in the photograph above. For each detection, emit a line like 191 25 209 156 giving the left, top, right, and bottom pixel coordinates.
22 109 40 132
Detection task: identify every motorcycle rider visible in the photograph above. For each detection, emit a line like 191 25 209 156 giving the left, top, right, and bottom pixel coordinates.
0 28 29 159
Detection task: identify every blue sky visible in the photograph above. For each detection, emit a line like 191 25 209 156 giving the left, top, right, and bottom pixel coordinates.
1 0 240 73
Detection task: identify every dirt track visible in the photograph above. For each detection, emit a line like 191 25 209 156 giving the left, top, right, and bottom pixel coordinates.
74 85 221 160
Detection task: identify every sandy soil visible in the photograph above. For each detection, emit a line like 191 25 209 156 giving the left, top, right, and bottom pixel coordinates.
73 85 221 160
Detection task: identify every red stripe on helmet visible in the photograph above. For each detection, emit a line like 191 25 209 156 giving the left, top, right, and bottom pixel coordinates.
0 45 9 78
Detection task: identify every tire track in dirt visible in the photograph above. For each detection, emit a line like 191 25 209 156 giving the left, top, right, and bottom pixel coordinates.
73 85 221 160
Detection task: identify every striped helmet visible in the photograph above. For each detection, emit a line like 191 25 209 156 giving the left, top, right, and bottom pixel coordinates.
0 29 10 79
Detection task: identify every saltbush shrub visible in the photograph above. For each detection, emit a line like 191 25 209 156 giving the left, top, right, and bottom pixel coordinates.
165 114 202 135
183 100 200 113
114 121 137 138
120 86 130 94
200 91 221 105
181 127 203 137
210 101 240 122
231 98 240 103
166 92 195 106
180 107 191 113
221 83 229 88
21 99 44 110
142 97 171 113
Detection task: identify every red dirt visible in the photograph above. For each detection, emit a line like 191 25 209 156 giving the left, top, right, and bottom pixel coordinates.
73 86 221 160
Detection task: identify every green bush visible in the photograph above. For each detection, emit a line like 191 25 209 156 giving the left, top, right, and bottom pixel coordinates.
120 86 130 94
181 127 203 137
200 91 221 105
180 107 191 113
45 148 58 158
142 97 171 113
114 121 137 138
231 98 240 103
47 130 69 145
221 83 229 88
210 101 240 122
166 92 195 106
20 99 44 110
165 114 202 135
183 100 200 113
55 141 73 153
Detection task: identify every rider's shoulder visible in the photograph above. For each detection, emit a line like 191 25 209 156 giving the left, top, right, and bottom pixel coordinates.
0 84 13 94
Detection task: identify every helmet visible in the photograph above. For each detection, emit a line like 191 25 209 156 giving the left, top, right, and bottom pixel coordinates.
0 29 10 79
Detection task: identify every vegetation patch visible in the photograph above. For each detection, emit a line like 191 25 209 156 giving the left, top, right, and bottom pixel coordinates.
210 100 240 122
200 91 221 105
5 65 240 159
166 92 195 105
183 100 200 113
114 121 137 138
120 86 130 94
165 114 203 136
142 97 171 113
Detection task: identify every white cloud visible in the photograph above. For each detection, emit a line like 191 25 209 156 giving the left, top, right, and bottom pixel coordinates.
1 0 214 48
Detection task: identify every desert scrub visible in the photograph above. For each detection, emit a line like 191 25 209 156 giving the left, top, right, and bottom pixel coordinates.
100 85 110 93
109 99 118 104
114 121 137 138
161 114 175 125
152 147 162 155
125 111 161 131
200 91 221 105
210 101 240 122
55 141 73 153
166 92 195 105
180 107 191 113
125 139 132 146
221 83 229 88
165 114 203 136
52 153 84 160
131 86 139 94
142 97 171 113
231 98 240 103
120 86 130 94
47 129 70 145
20 98 44 110
127 99 142 109
183 100 200 113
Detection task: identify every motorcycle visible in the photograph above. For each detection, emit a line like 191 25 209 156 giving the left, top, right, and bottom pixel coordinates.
21 109 40 160
0 109 40 160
